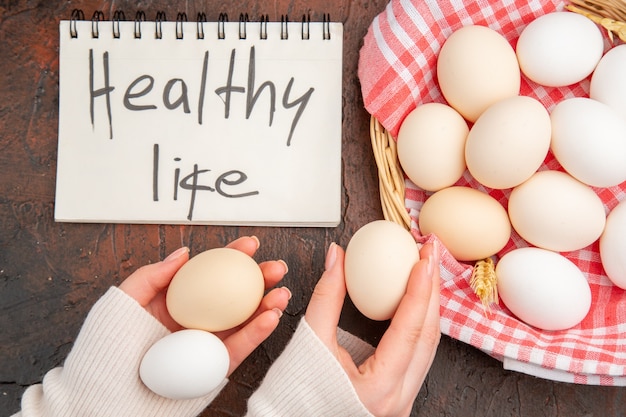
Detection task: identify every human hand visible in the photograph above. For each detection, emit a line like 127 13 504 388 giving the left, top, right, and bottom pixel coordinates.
305 240 440 417
119 236 291 375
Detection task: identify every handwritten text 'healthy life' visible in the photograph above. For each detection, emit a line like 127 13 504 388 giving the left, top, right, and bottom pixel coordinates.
88 46 315 146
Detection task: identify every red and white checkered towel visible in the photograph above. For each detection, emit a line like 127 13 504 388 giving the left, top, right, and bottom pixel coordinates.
358 0 626 385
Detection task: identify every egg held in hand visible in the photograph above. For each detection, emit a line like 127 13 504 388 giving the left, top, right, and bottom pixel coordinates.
140 329 229 400
344 220 420 321
166 247 265 332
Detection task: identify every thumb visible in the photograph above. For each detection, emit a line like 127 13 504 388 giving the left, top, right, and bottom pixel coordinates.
119 247 189 307
305 243 346 342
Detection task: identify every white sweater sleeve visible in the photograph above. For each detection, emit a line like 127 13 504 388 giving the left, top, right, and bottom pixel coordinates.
246 317 376 417
13 287 226 417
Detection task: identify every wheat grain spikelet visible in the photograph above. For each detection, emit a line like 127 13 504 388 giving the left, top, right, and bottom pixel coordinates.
470 258 499 312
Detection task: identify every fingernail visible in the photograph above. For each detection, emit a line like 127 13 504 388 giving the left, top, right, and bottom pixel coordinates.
164 247 189 263
272 308 283 318
250 235 260 250
426 253 434 277
426 240 439 276
282 286 292 300
325 242 337 271
277 259 289 275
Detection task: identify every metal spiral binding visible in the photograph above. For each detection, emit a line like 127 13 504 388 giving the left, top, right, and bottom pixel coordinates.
68 10 331 41
112 10 125 39
280 15 289 40
176 12 187 39
302 14 311 40
134 10 146 39
260 14 269 40
218 13 228 40
155 11 166 39
239 13 249 39
69 9 84 38
91 10 104 38
197 12 207 39
323 13 331 40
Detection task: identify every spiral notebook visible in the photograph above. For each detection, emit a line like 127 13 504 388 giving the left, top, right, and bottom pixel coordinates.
55 11 343 226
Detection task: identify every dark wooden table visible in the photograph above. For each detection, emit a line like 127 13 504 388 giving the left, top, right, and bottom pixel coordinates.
1 1 624 416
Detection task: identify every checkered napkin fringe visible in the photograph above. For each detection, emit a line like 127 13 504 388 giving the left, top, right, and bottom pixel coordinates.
358 0 626 385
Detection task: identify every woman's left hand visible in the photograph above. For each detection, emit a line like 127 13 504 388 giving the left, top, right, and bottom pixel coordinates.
119 236 291 375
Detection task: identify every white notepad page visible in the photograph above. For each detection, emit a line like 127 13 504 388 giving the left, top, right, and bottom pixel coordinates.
55 17 342 226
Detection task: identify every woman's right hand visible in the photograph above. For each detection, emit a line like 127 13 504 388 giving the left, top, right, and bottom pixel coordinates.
305 240 441 417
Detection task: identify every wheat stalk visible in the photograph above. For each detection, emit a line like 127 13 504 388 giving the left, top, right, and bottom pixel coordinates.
567 0 626 42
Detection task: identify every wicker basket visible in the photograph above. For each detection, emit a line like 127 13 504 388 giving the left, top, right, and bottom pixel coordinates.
370 1 626 309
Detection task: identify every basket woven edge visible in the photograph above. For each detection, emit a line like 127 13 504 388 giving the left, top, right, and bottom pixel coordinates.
370 116 412 230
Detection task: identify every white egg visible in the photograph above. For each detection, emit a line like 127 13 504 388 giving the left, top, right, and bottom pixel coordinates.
508 170 606 252
590 44 626 121
496 247 592 331
550 97 626 188
140 329 229 400
600 199 626 289
345 220 419 321
516 12 604 87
